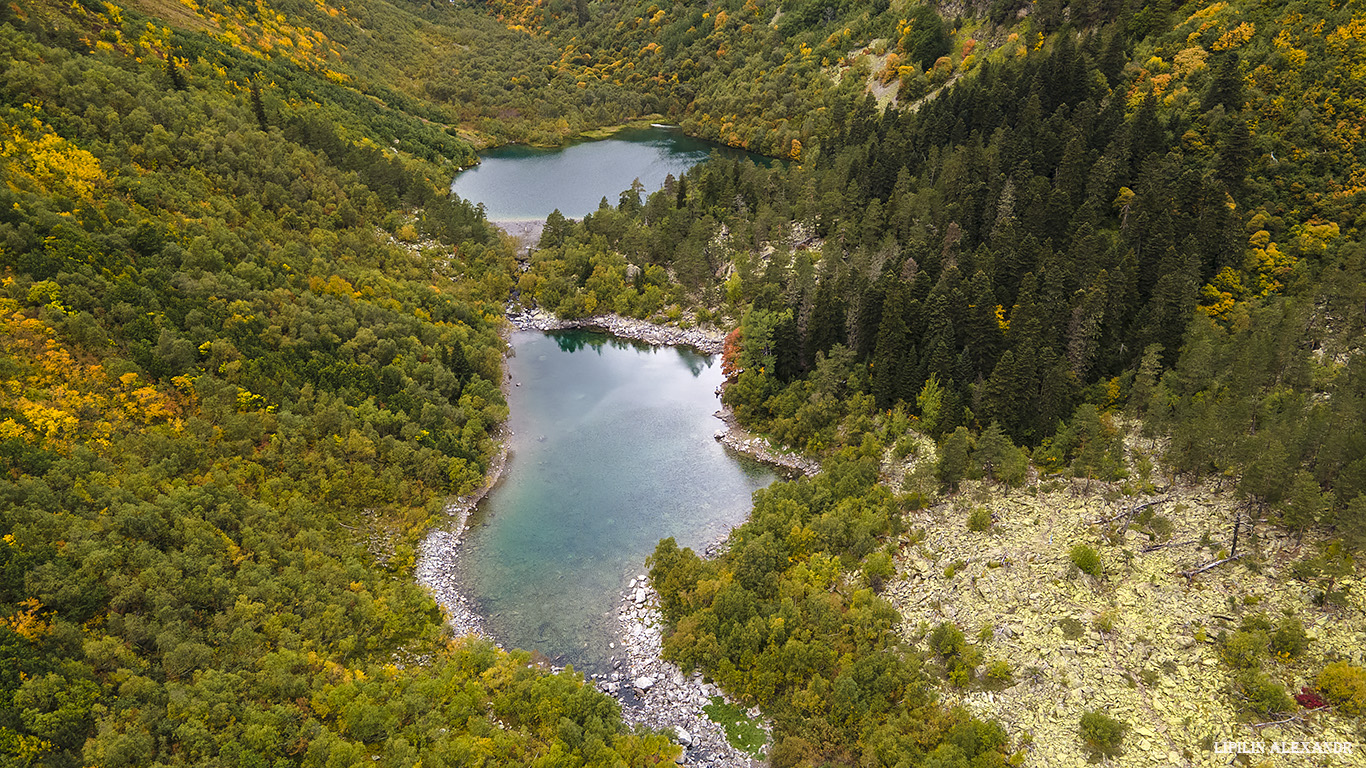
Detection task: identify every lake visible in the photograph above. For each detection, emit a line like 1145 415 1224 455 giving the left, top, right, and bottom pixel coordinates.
453 330 774 674
450 125 769 221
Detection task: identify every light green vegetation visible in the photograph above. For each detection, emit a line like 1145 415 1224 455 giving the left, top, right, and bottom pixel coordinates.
702 696 769 759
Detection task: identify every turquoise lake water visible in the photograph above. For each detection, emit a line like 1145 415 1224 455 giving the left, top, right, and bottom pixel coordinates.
449 125 769 221
453 330 774 673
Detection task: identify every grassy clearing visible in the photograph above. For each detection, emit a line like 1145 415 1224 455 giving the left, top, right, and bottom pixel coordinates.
702 696 767 758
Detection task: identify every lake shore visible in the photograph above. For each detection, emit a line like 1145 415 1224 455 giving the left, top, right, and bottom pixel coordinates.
418 315 810 765
608 580 770 768
413 424 509 644
507 307 727 354
712 406 820 478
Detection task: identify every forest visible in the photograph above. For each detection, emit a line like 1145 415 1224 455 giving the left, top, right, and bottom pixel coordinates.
2 0 1365 763
0 1 685 764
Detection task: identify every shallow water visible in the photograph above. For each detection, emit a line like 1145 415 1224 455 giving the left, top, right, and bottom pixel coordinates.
453 330 774 673
449 125 769 220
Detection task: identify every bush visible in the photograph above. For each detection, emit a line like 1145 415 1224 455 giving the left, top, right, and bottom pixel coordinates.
930 622 982 688
930 622 968 658
1069 544 1103 578
985 659 1014 686
967 507 993 533
1317 662 1366 715
1238 670 1295 716
1270 617 1309 660
862 551 895 592
1079 711 1126 757
1220 630 1268 670
1059 617 1086 640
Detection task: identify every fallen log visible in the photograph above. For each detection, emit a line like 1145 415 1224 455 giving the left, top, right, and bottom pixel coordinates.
1140 538 1198 553
1180 553 1247 581
1091 497 1170 526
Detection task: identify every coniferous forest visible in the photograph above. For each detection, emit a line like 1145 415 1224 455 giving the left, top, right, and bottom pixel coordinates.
2 0 1365 763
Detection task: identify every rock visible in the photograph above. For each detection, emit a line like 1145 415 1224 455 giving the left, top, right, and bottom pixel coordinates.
634 676 655 691
674 726 692 747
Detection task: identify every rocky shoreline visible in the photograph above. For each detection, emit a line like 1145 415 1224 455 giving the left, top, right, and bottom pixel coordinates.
713 407 820 477
413 428 509 643
507 308 727 354
606 578 770 767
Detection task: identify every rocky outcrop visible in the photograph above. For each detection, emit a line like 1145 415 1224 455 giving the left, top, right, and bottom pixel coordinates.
884 479 1366 767
607 577 769 767
507 308 726 354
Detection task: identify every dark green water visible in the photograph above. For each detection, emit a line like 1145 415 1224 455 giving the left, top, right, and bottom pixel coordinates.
449 125 769 221
455 330 774 673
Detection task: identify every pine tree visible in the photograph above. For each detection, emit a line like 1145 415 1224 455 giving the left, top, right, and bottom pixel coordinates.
249 80 268 132
1282 471 1329 538
807 275 847 361
1129 93 1164 170
963 270 1002 381
973 421 1016 483
1127 343 1165 423
1066 273 1109 379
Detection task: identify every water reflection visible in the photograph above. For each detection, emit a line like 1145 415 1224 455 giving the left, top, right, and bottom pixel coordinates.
450 126 776 220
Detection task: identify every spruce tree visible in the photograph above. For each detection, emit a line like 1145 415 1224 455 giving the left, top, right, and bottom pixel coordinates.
871 280 911 409
937 426 973 491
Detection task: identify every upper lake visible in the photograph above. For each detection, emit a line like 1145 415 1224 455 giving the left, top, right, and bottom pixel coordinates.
453 330 774 674
449 125 770 221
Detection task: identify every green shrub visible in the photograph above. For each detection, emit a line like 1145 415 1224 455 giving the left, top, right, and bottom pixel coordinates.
1238 671 1295 716
1220 630 1268 670
967 507 993 533
1317 662 1366 715
930 622 982 688
1079 711 1126 757
862 551 895 592
1069 544 1103 578
931 622 968 658
985 659 1014 686
1270 617 1309 660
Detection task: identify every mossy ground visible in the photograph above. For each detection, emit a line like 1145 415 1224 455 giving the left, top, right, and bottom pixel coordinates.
886 475 1366 767
702 696 768 759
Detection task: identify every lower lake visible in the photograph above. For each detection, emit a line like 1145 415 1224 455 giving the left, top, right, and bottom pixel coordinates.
449 125 770 221
453 330 774 674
